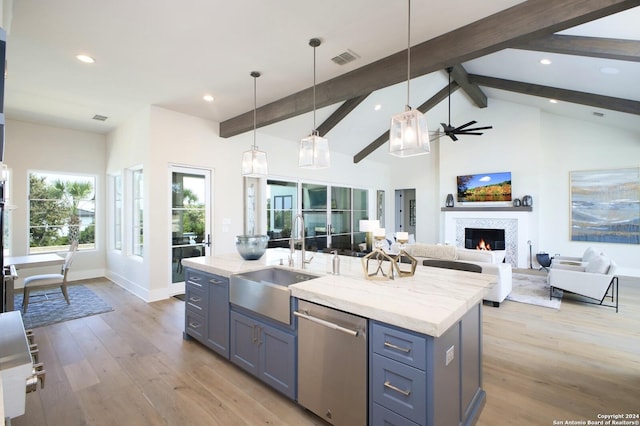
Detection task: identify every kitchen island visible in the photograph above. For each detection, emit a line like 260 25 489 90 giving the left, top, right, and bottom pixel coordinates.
182 248 495 426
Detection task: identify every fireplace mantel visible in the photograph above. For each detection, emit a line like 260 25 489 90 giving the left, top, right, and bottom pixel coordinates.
441 207 532 212
442 209 532 268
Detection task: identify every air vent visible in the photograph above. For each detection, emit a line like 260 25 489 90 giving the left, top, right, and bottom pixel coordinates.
331 49 359 66
592 111 605 118
92 114 108 121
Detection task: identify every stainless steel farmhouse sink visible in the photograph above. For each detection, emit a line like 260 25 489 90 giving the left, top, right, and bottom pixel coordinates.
230 267 319 325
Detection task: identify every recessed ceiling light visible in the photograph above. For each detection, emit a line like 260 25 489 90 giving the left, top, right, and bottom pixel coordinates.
76 54 95 64
374 104 382 111
600 66 619 75
549 99 558 104
540 59 552 65
203 94 214 102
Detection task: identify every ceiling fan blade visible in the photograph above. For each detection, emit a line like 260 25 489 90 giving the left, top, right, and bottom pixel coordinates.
453 121 477 132
440 123 455 133
457 125 493 133
448 133 458 141
457 132 484 136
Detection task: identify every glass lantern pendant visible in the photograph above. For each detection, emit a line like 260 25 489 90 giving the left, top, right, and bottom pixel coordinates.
299 131 330 169
242 71 268 177
389 108 430 157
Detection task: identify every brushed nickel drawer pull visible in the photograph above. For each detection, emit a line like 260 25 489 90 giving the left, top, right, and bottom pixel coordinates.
189 296 202 303
384 341 411 353
187 302 202 310
384 380 411 397
210 278 224 284
188 321 201 329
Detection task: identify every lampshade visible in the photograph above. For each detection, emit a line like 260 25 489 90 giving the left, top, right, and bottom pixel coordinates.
389 0 430 158
241 148 268 177
359 219 380 232
299 132 330 169
299 38 330 169
389 108 430 157
242 71 268 177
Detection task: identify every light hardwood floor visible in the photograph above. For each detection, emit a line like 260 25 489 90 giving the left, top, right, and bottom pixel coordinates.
12 275 640 426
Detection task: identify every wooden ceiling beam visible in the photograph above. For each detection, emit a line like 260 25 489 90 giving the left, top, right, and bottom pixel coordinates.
468 74 640 115
317 93 370 137
353 83 458 164
220 0 640 138
449 64 487 108
517 34 640 62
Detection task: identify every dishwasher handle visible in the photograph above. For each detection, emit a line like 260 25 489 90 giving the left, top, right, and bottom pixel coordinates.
294 311 359 337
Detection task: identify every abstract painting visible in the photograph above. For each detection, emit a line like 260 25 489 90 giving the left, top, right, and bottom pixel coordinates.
570 167 640 244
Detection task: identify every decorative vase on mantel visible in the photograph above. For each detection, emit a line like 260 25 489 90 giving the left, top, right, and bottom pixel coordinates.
513 198 522 207
445 193 454 208
522 195 533 207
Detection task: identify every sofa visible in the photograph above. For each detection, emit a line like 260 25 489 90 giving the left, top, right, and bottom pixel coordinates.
401 243 512 307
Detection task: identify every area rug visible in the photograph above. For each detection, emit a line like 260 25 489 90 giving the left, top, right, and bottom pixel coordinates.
14 284 113 329
506 273 563 309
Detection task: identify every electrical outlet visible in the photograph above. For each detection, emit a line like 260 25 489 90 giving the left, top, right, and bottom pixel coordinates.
446 345 455 366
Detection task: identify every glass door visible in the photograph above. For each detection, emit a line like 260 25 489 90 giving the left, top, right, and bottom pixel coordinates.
330 186 351 250
170 166 211 284
301 183 327 252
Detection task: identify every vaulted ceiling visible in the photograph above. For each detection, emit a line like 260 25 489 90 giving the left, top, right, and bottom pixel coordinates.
5 0 640 163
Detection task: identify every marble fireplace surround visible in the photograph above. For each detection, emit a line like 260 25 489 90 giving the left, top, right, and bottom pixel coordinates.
442 208 531 268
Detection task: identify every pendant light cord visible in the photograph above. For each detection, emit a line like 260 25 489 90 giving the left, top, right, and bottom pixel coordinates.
251 71 260 149
313 43 317 131
406 0 411 110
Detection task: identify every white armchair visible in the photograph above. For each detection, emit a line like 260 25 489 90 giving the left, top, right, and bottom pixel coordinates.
548 254 618 312
551 246 599 270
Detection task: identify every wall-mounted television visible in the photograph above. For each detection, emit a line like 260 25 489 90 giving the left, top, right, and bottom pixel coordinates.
457 171 512 202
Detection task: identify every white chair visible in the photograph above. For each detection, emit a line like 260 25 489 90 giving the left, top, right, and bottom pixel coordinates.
22 241 79 313
548 254 618 312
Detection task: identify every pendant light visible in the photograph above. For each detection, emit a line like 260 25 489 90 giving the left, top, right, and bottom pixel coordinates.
241 71 268 177
299 38 330 169
389 0 430 157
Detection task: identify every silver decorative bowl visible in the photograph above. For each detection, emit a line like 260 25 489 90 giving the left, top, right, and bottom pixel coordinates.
235 235 269 260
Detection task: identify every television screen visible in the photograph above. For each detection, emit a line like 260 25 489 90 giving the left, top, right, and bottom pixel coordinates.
457 171 512 202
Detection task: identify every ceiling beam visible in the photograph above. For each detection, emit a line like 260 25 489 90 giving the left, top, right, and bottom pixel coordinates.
517 34 640 62
317 93 370 137
220 0 640 138
353 83 459 164
468 74 640 115
449 64 487 108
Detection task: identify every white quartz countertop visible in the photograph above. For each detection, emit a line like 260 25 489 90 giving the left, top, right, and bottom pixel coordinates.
182 248 495 337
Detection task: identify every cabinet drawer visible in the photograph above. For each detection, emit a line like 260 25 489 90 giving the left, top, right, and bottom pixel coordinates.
185 310 206 340
372 403 419 426
185 282 206 311
371 354 426 425
371 321 427 371
185 269 208 286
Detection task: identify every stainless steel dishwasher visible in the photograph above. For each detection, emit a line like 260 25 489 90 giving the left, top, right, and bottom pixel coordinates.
295 300 367 426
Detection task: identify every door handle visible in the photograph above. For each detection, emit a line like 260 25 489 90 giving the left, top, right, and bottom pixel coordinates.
205 234 212 247
294 311 359 337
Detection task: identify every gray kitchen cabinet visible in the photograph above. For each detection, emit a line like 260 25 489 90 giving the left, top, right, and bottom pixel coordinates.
230 309 296 400
183 268 230 359
369 303 484 426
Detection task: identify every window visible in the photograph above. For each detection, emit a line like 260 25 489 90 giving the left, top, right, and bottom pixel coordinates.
266 180 297 248
266 179 368 252
112 174 123 250
28 171 96 253
132 168 144 257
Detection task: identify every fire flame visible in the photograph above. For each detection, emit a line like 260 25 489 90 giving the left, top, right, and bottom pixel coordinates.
476 239 492 251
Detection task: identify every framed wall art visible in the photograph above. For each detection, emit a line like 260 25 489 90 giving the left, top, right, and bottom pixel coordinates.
570 167 640 244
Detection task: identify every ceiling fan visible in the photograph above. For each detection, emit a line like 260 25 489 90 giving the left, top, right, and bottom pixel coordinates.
438 67 493 141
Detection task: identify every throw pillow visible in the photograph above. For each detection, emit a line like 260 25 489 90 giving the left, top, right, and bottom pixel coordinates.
582 247 599 263
585 254 611 274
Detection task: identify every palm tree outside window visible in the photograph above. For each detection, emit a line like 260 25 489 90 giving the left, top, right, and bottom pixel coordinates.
28 171 96 253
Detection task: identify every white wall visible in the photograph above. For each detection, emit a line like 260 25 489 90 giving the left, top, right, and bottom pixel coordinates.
5 119 107 284
105 106 391 301
538 112 640 270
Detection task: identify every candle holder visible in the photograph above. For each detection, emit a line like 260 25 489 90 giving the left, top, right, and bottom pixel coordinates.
361 235 395 280
393 237 417 277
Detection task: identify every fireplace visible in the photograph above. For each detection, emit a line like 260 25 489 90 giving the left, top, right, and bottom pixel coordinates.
465 228 506 251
